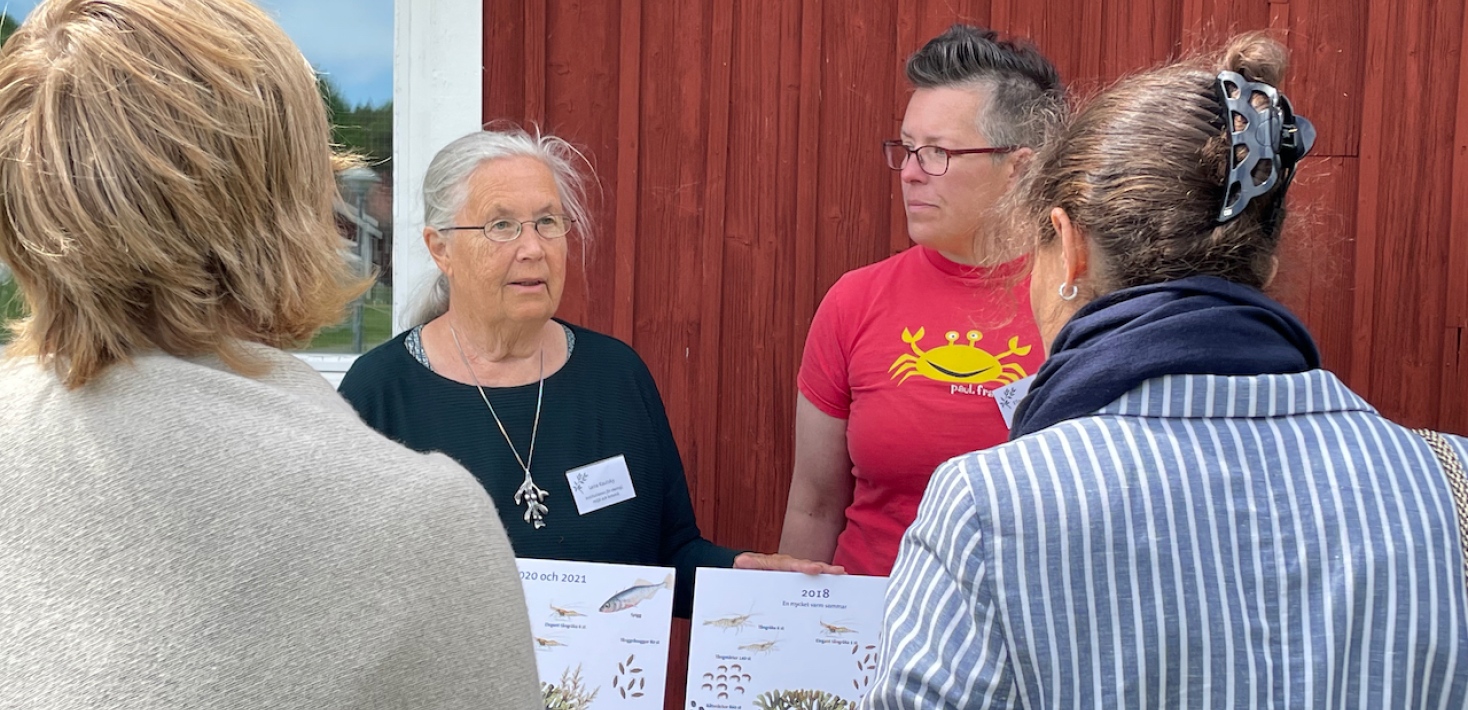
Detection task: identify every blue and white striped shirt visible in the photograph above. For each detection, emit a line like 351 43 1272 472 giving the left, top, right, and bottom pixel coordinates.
864 370 1468 709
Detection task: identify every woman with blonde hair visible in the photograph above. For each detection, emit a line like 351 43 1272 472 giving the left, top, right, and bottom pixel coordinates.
0 1 539 707
864 33 1468 708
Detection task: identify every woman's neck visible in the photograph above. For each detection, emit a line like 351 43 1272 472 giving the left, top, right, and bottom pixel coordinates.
447 310 546 362
931 220 1022 267
427 311 560 388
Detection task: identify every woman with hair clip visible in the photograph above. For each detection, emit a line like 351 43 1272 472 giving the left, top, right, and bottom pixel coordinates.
864 33 1468 709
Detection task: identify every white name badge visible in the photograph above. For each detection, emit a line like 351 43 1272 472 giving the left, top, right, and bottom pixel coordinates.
994 375 1036 430
566 455 637 515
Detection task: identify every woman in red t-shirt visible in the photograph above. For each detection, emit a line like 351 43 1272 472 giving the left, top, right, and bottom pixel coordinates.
778 25 1064 576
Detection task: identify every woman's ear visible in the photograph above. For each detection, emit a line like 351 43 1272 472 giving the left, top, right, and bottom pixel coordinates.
1263 255 1280 290
1005 146 1036 185
424 227 452 279
1049 207 1090 286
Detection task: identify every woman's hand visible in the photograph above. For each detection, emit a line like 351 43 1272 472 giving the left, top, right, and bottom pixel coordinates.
733 552 846 575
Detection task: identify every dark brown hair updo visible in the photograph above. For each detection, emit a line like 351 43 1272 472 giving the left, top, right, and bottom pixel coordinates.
1015 32 1298 294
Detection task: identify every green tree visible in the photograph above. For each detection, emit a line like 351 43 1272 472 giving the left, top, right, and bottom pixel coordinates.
0 13 16 344
317 75 392 170
1 13 18 48
318 75 352 121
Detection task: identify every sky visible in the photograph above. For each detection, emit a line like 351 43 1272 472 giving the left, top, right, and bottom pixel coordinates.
1 0 394 107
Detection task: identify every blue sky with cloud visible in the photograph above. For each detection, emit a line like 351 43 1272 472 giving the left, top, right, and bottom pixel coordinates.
1 0 394 107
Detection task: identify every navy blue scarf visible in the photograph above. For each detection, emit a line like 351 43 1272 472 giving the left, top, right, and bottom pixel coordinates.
1009 275 1320 440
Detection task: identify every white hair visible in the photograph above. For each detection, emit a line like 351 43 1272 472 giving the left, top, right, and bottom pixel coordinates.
407 124 595 327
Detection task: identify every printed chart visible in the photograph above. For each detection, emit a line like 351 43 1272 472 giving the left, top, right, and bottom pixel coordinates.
517 558 676 709
685 569 890 710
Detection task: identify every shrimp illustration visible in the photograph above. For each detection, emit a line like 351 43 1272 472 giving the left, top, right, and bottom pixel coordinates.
533 636 566 650
819 619 858 636
703 611 757 633
548 602 585 619
739 639 779 655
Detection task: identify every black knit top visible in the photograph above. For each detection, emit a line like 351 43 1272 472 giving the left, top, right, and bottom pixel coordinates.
338 320 738 617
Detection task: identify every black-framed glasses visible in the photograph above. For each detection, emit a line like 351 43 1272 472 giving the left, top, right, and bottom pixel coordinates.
441 214 575 242
882 140 1017 176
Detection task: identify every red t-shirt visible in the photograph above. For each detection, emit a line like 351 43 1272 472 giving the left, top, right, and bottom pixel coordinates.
798 245 1044 576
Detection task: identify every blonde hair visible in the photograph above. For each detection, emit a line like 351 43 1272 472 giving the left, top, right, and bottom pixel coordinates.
0 0 369 387
1011 32 1296 294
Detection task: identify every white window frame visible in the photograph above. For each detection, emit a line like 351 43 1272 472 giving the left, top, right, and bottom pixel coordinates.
298 0 481 379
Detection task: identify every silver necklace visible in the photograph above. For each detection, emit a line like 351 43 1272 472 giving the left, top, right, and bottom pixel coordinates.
450 325 550 529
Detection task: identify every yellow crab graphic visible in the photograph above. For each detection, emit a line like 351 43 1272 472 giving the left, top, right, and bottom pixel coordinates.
888 327 1032 386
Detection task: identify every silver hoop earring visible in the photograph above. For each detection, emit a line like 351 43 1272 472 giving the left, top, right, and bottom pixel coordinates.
1058 282 1079 301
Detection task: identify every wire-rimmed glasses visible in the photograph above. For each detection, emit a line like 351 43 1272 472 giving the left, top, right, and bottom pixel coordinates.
882 140 1017 176
441 214 575 242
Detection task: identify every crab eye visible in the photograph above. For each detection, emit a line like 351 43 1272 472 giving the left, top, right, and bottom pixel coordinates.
967 330 981 341
945 330 959 342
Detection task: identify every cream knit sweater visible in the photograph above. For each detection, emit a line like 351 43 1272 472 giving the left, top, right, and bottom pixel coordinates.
0 344 541 709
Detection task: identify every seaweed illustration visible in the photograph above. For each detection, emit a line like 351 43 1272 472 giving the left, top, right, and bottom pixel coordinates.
751 689 856 710
543 664 599 710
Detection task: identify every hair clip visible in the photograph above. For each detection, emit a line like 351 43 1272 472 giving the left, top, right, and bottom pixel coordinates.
1214 70 1316 224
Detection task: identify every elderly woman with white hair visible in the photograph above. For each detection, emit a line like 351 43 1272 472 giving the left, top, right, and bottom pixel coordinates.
339 126 839 617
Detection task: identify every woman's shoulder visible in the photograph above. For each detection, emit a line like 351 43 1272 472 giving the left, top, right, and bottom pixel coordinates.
815 247 956 316
561 320 649 371
338 329 416 393
953 419 1103 477
826 249 912 292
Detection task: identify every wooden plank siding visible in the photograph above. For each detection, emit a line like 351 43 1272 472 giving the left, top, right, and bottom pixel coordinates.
480 1 1468 705
1444 3 1468 435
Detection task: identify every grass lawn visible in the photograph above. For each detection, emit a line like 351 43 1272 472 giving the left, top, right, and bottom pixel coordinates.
305 301 393 353
0 275 22 344
301 284 394 353
0 277 392 353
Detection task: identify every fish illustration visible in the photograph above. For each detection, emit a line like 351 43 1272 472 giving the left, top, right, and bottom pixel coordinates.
599 573 674 613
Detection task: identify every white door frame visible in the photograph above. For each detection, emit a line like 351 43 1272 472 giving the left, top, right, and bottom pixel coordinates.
390 0 483 336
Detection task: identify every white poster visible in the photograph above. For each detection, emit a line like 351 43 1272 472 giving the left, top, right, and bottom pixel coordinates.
517 558 676 708
685 569 890 710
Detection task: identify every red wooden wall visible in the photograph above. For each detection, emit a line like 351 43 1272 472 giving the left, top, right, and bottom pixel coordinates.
483 0 1468 704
